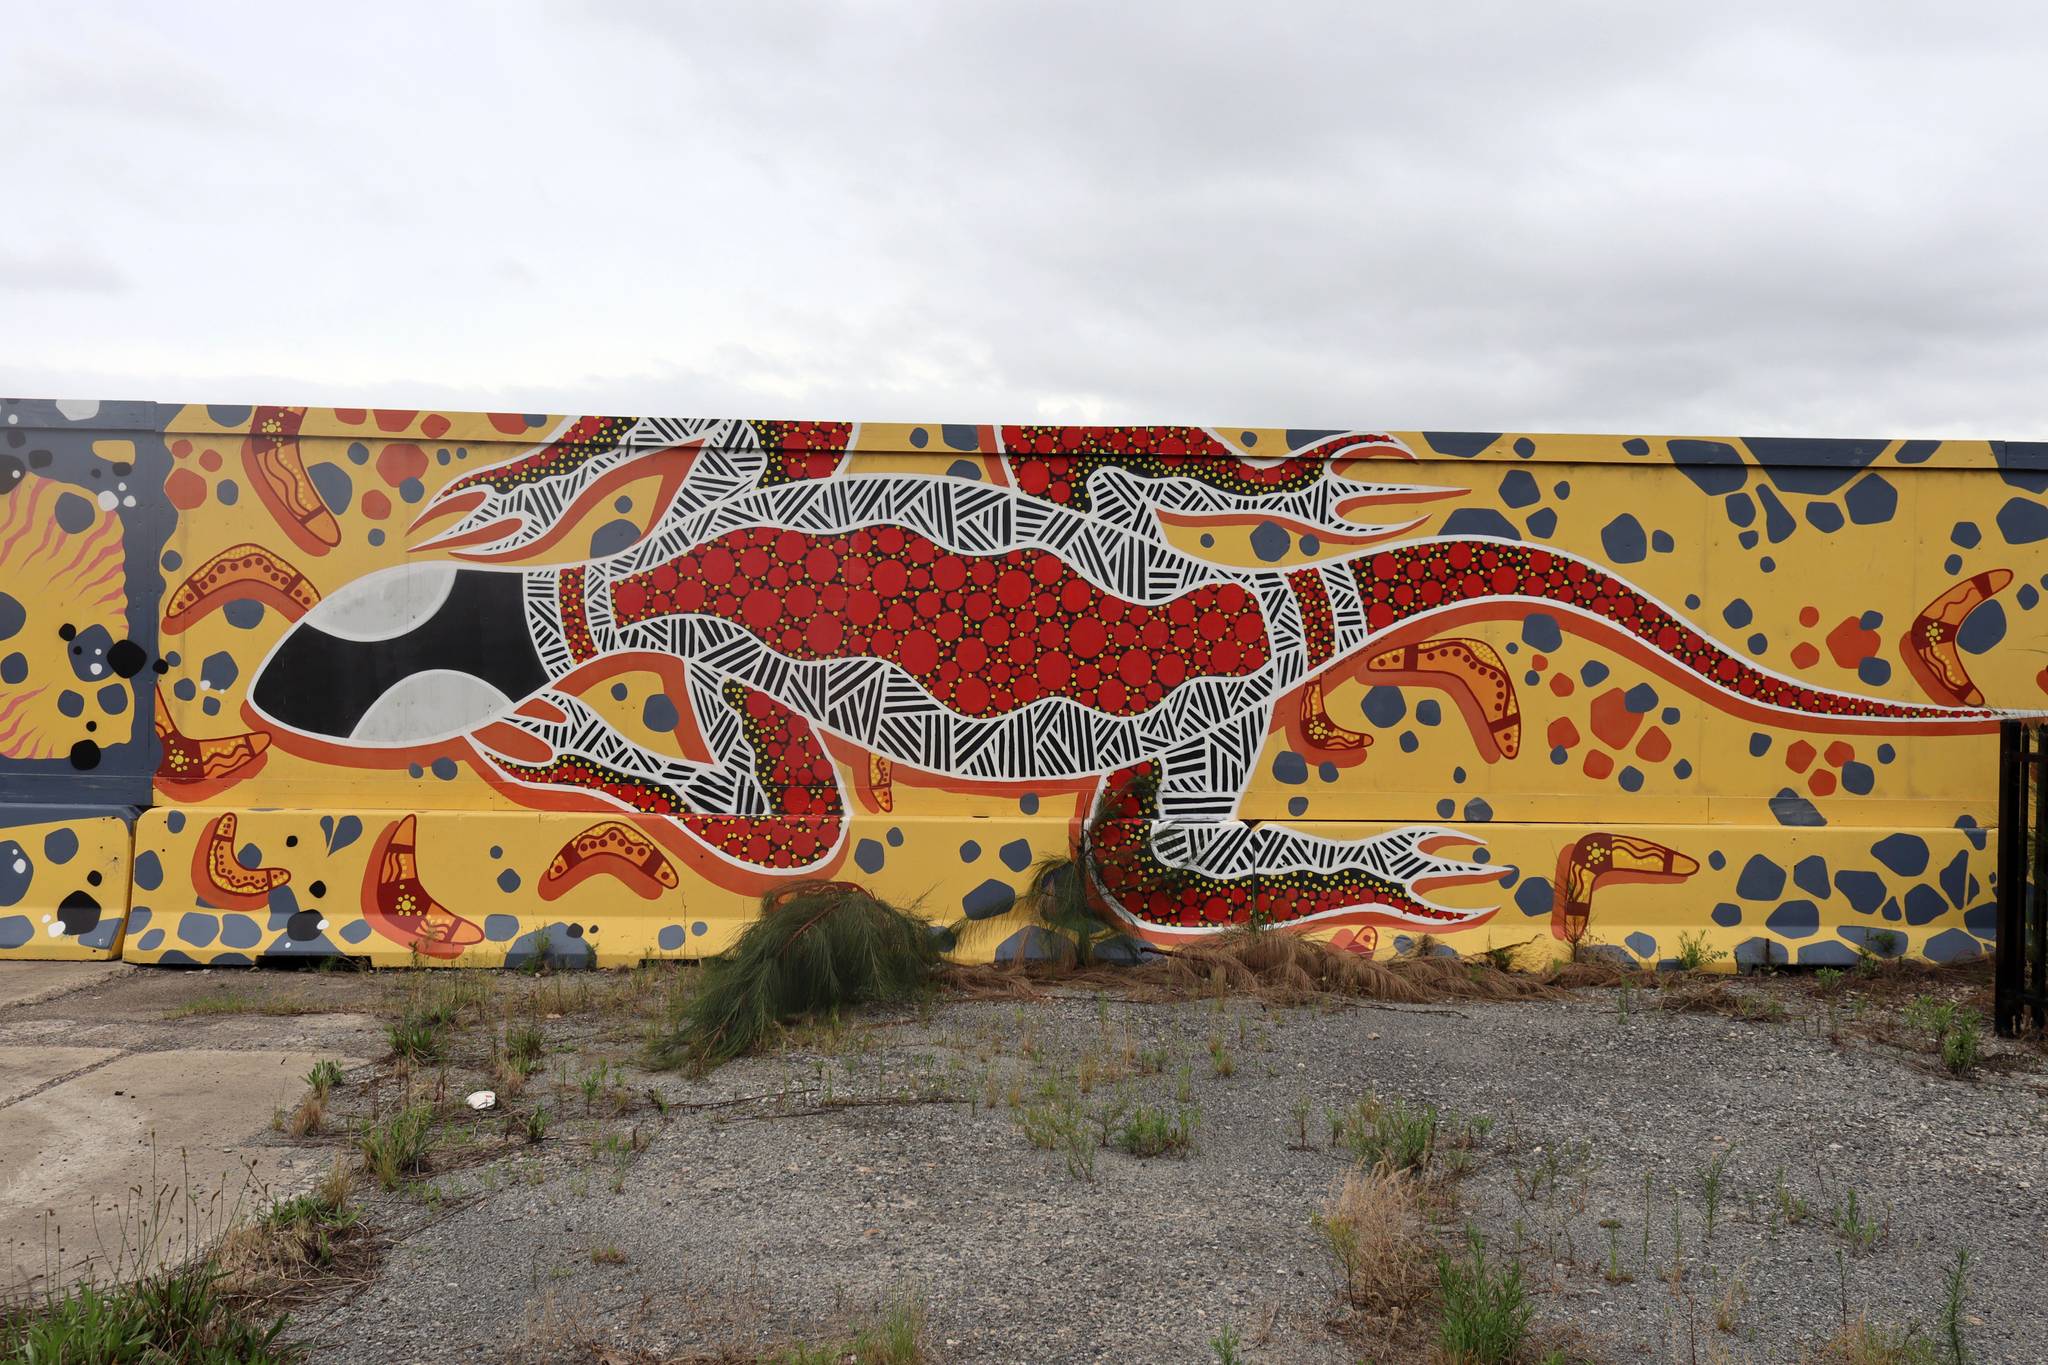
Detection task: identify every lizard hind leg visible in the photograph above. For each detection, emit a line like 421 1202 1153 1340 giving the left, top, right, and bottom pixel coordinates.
1087 760 1505 949
472 678 849 877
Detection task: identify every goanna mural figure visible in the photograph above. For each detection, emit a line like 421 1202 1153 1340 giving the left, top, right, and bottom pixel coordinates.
241 415 2007 952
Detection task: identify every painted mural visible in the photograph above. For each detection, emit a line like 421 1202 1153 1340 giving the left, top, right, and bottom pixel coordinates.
0 399 2041 969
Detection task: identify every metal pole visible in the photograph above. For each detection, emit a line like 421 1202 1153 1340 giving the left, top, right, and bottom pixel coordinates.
2033 726 2048 1030
1996 719 2023 1036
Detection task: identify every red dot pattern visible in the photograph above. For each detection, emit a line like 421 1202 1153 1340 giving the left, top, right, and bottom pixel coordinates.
680 682 844 868
1002 425 1330 512
496 753 684 816
1286 569 1336 667
752 421 854 485
1349 542 1957 720
558 566 597 663
610 525 1271 718
446 415 636 495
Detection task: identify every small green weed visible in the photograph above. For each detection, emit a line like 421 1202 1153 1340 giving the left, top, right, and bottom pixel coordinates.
1903 996 1985 1077
1116 1103 1196 1158
1773 1166 1811 1228
386 1014 440 1064
356 1104 436 1190
1207 1034 1236 1077
774 1293 924 1365
1833 1186 1889 1255
1328 1093 1480 1175
506 1022 546 1065
1673 930 1727 971
304 1059 345 1098
1435 1228 1531 1364
1699 1144 1734 1245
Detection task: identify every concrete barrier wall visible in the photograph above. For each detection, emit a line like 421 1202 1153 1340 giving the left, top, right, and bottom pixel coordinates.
0 399 2040 968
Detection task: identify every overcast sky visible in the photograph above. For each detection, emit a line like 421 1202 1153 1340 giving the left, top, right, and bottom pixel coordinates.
3 2 2044 436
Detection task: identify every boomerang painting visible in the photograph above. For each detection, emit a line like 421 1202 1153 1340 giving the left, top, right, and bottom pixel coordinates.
0 398 2041 968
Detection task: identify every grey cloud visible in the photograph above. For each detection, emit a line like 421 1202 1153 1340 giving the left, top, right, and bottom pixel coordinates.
0 249 130 294
1 1 2044 436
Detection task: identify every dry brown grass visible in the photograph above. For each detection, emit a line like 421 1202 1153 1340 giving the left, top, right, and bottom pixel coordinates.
282 1091 326 1138
1659 982 1789 1023
944 929 1579 1009
1135 931 1570 1006
1315 1164 1434 1314
212 1163 377 1306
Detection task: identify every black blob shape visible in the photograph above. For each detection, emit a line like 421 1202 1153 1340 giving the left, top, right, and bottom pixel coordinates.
69 739 100 770
84 721 96 733
566 923 585 938
308 879 327 899
87 870 103 886
28 450 51 469
88 467 102 479
113 462 132 476
58 623 76 641
152 658 170 675
252 569 547 739
108 640 147 678
57 889 101 935
285 910 325 941
0 454 22 491
284 834 298 847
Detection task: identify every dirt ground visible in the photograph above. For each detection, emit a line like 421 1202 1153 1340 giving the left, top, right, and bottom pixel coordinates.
3 957 2044 1364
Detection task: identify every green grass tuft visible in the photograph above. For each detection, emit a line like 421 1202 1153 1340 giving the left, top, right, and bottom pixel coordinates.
355 1104 436 1190
0 1264 301 1363
649 882 950 1074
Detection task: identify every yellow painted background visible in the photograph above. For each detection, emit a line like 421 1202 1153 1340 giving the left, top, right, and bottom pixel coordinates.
1 404 2036 969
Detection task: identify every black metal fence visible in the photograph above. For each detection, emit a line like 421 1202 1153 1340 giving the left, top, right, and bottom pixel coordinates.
1996 719 2048 1035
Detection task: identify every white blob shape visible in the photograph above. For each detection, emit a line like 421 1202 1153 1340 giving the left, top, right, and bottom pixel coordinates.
96 490 118 511
11 858 24 874
89 663 103 677
54 399 100 421
301 562 459 641
349 671 514 744
122 495 136 508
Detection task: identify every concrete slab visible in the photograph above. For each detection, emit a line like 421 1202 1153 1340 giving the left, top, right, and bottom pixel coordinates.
0 1046 120 1106
0 1049 345 1289
0 961 131 1009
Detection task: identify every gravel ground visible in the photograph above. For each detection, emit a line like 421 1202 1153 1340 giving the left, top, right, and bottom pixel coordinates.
213 968 2048 1365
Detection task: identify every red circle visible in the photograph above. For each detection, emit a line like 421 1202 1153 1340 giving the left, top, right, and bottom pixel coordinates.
742 590 781 629
900 631 939 674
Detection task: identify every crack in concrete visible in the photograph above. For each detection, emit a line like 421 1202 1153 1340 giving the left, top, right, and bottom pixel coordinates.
0 1050 128 1113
